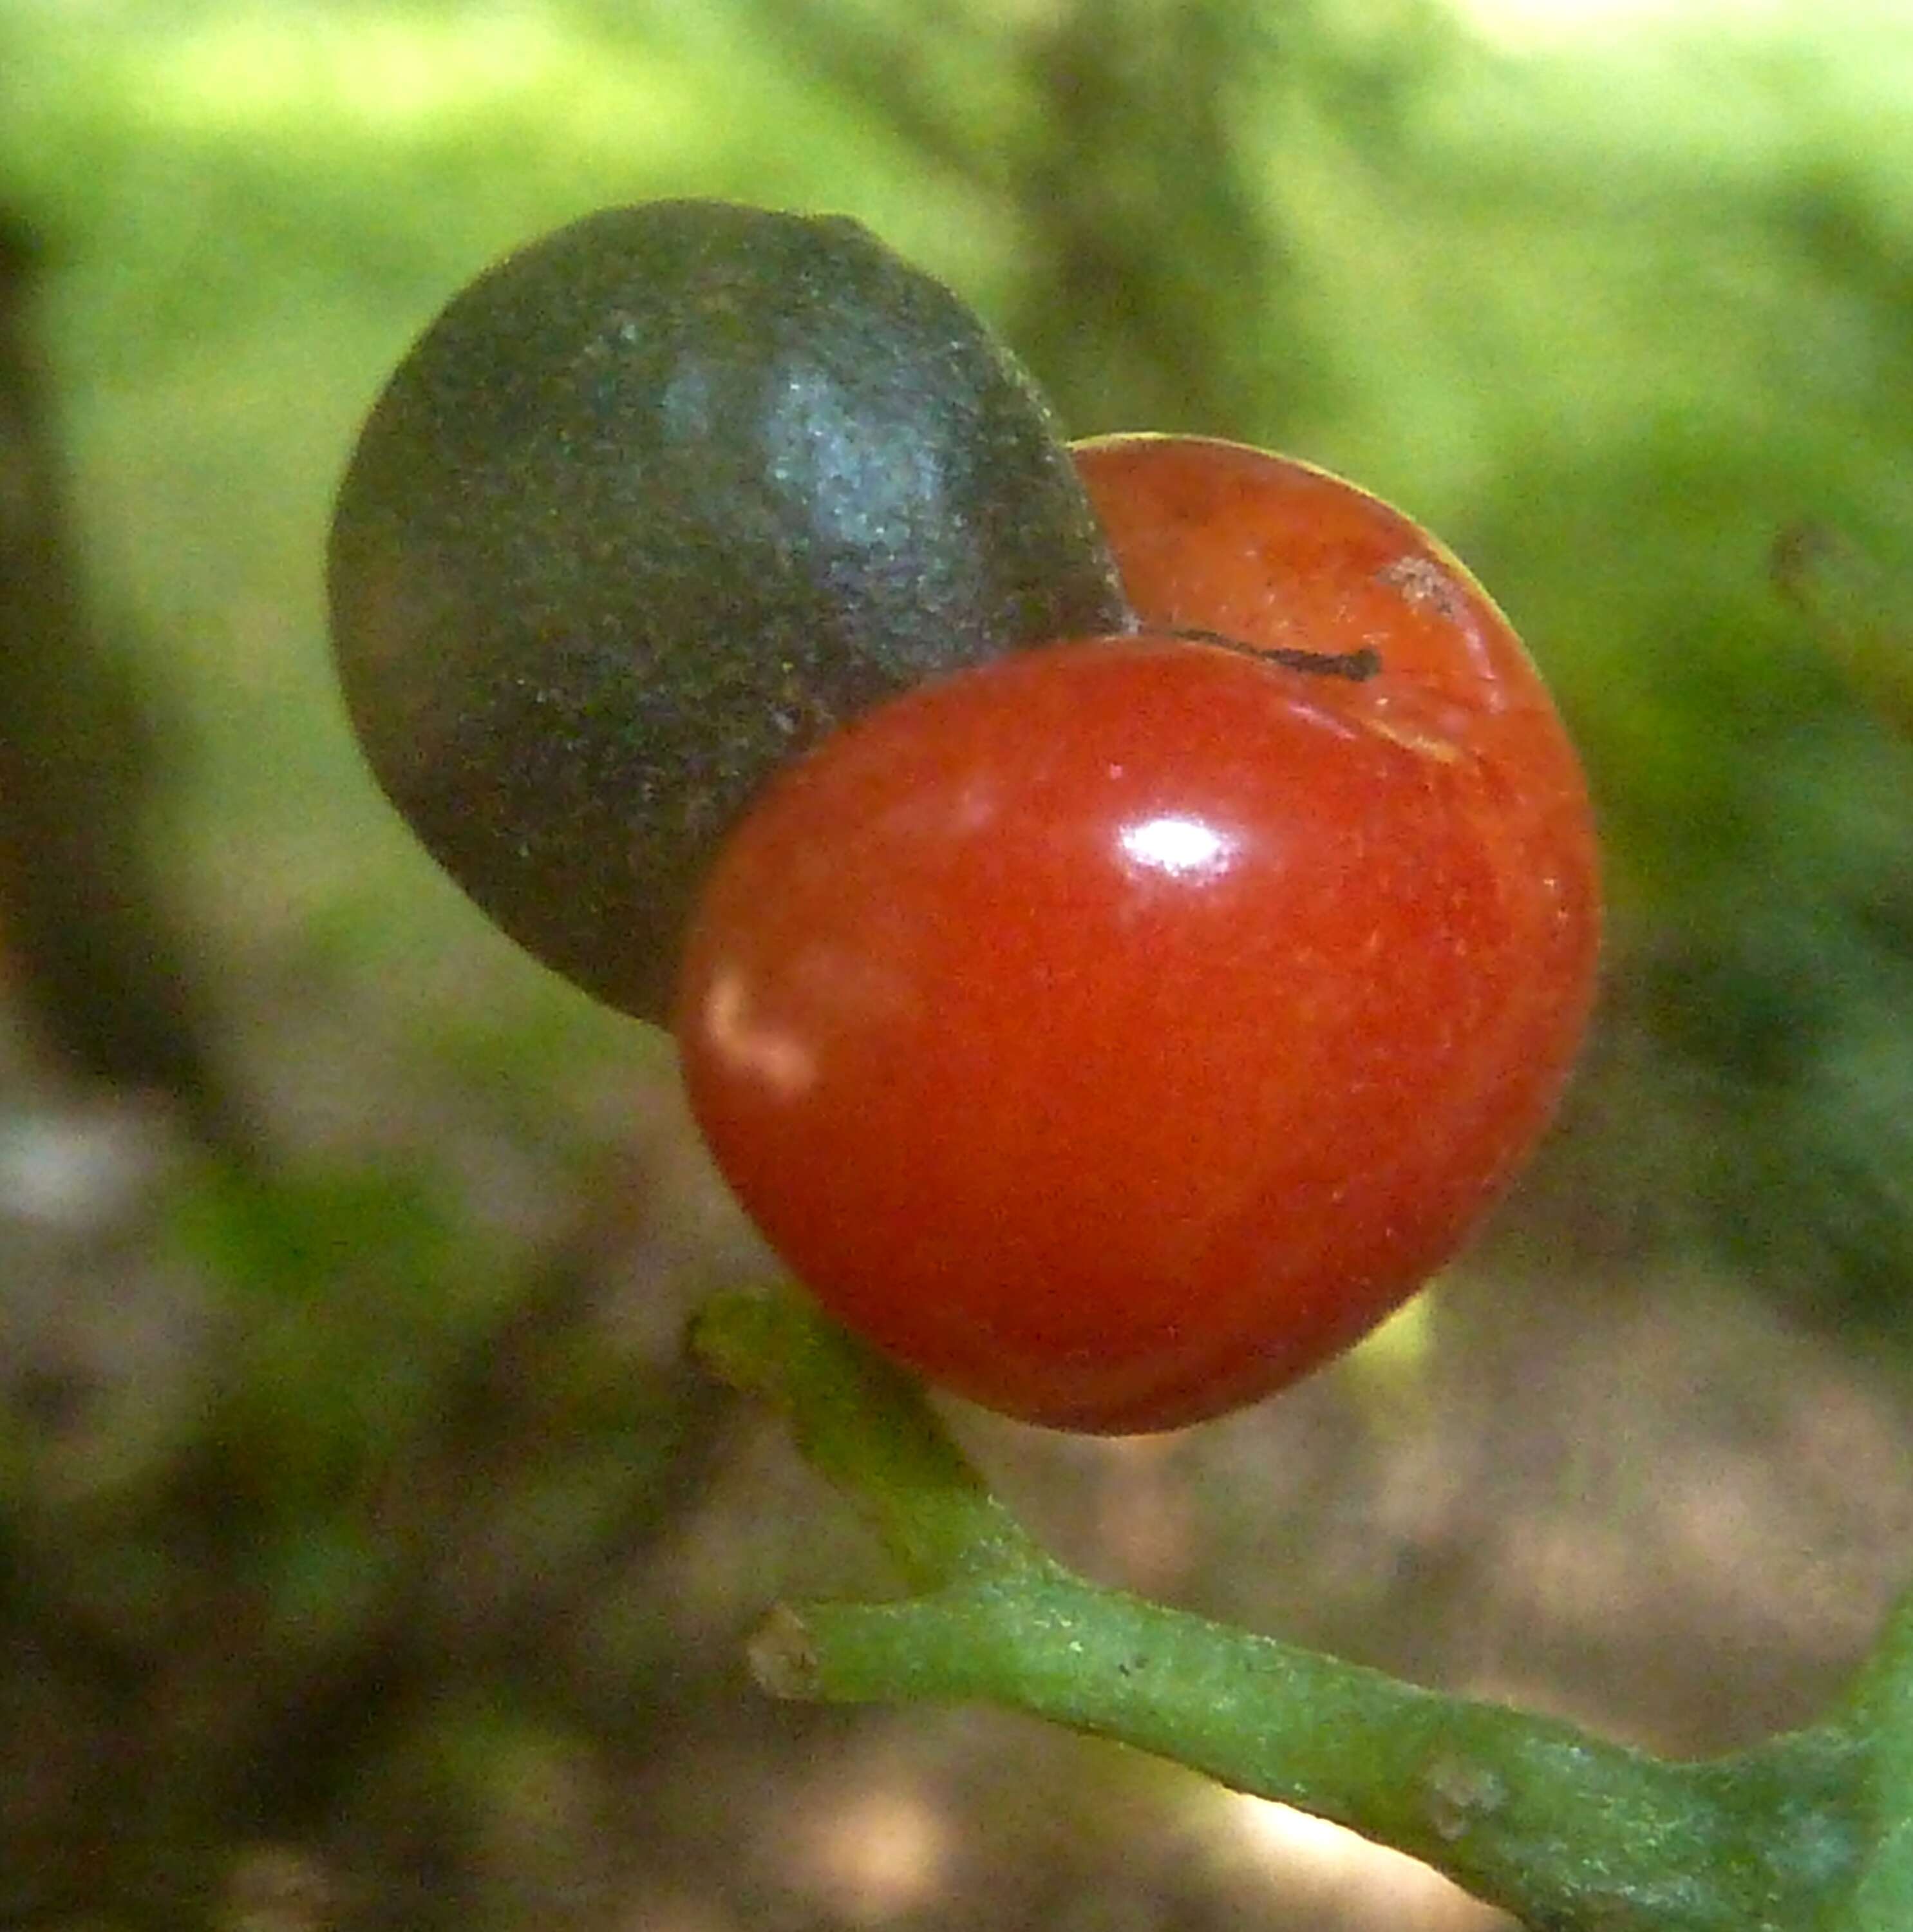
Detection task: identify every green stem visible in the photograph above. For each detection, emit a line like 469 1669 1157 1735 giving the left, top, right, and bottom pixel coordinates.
751 1581 1861 1932
689 1290 1043 1590
692 1291 1872 1932
1828 1584 1913 1929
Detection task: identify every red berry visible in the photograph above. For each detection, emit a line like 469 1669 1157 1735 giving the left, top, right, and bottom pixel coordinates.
675 436 1599 1432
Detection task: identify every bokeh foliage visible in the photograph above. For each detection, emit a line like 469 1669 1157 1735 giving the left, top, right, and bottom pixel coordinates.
2 1 1913 1924
7 0 1907 1318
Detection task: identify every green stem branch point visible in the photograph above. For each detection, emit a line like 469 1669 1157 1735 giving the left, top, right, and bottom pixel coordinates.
692 1290 1877 1932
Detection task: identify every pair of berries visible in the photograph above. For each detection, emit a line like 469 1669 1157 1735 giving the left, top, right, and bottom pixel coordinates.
328 202 1599 1435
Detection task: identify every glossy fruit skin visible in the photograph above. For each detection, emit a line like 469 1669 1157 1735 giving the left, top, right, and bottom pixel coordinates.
328 202 1124 1022
677 437 1599 1434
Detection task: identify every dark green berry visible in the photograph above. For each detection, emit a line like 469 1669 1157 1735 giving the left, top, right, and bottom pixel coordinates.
327 200 1128 1022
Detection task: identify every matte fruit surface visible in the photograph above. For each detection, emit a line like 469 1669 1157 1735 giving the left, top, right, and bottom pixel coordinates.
329 202 1124 1020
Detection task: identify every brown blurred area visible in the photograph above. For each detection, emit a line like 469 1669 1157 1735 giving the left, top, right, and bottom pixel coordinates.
5 980 1908 1931
0 214 242 1153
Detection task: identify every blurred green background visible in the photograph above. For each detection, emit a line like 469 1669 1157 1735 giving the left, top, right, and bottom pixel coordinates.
2 2 1912 1927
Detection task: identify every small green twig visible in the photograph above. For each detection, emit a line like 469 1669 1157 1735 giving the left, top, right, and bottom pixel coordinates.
1827 1592 1913 1929
692 1290 1879 1932
689 1291 1046 1591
